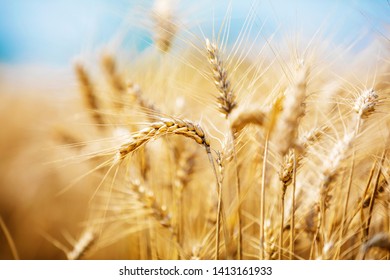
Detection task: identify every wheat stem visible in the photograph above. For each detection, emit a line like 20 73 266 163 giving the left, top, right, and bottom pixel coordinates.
289 149 297 259
259 131 270 259
365 151 387 240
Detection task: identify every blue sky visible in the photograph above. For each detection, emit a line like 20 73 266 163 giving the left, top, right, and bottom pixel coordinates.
0 0 388 65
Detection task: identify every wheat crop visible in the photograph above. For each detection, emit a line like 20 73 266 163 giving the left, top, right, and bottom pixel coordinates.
0 0 389 260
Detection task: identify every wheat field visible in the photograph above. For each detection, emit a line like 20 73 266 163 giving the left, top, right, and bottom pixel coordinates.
0 0 389 260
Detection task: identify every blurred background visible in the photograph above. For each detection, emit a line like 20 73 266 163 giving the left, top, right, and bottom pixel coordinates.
0 0 389 259
0 0 389 66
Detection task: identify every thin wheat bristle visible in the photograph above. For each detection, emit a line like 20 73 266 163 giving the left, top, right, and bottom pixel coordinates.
206 38 237 118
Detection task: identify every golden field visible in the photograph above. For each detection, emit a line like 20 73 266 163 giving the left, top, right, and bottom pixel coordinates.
0 1 389 260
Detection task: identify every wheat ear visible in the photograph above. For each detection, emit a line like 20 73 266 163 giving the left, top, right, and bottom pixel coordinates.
131 180 173 231
152 0 177 52
314 132 354 255
276 66 307 156
101 53 126 109
206 38 237 118
230 107 265 134
353 88 379 119
117 117 210 160
74 62 105 127
278 149 294 259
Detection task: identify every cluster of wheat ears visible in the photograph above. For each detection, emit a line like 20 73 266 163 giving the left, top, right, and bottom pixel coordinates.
3 1 388 260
